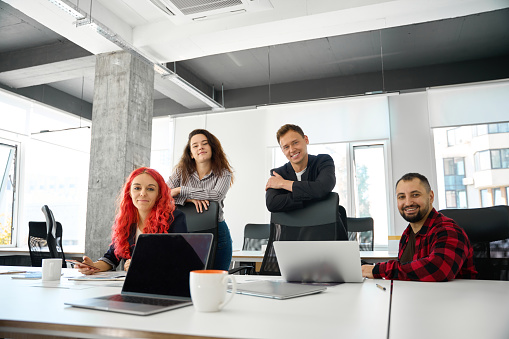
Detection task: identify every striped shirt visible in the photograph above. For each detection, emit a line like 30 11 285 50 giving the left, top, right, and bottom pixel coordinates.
167 169 231 222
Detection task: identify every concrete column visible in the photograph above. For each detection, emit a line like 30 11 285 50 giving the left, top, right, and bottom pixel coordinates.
85 51 154 261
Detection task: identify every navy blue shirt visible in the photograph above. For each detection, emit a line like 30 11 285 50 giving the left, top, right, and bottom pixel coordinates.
99 209 187 269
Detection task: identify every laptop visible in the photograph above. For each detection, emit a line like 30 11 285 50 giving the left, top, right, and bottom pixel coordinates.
233 280 327 300
273 241 365 283
65 233 212 315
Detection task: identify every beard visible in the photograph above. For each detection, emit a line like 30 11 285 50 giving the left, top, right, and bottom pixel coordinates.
399 205 429 223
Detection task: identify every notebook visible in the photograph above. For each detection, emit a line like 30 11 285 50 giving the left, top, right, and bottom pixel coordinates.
273 240 365 283
65 233 212 315
233 280 326 300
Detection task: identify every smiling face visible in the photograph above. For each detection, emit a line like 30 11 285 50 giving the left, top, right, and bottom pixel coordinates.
189 134 212 164
130 173 159 214
396 178 434 229
279 130 309 172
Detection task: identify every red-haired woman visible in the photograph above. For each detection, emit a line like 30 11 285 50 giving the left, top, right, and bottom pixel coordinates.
75 167 187 274
168 129 233 271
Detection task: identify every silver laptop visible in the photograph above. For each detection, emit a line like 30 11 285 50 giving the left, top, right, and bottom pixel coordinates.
65 233 212 315
233 280 326 300
274 240 365 283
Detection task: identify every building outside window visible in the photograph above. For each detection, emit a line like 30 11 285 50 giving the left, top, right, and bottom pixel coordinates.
434 122 509 210
443 157 467 208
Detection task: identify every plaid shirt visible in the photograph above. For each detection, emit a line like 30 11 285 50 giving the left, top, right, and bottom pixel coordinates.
373 208 477 281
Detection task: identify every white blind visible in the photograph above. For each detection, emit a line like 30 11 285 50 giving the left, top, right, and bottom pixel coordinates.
428 80 509 128
263 95 391 146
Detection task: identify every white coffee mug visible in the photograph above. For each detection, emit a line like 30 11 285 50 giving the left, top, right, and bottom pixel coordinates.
190 270 237 312
42 258 62 281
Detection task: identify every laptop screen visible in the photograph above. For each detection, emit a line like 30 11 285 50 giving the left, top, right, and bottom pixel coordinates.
122 233 212 298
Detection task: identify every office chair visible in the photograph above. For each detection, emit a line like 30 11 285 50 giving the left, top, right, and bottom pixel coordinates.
230 223 270 274
242 223 270 251
347 217 374 251
28 205 66 268
259 192 341 275
440 206 509 280
177 201 219 270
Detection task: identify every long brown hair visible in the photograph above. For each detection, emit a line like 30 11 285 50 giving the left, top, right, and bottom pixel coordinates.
175 129 234 185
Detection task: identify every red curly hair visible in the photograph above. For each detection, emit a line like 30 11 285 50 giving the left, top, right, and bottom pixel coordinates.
111 167 175 260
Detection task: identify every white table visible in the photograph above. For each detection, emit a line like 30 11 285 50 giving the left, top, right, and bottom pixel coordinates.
0 266 391 339
232 250 398 264
390 279 509 339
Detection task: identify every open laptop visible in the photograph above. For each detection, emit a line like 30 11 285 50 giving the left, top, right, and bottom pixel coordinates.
274 241 365 283
65 233 212 315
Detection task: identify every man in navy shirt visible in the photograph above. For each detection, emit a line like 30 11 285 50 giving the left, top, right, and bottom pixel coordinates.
265 124 347 240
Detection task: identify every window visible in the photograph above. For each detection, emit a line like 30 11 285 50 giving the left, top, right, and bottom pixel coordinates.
0 88 91 251
433 122 509 210
272 141 389 248
150 117 174 180
352 145 389 247
475 149 509 170
442 157 467 208
473 122 509 136
446 127 471 147
493 188 503 205
481 189 492 207
0 141 18 246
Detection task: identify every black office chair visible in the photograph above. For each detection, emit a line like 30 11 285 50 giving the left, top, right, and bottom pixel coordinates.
440 206 509 280
242 223 270 251
28 205 66 268
230 223 270 273
259 192 341 275
177 201 219 270
347 217 374 251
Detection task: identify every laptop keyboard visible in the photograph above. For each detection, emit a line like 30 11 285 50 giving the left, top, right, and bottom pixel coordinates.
100 294 186 307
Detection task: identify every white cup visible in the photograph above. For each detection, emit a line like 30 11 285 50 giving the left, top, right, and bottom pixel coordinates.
42 258 62 281
190 270 237 312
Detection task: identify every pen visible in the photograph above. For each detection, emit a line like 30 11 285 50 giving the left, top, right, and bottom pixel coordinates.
376 283 386 291
0 270 27 275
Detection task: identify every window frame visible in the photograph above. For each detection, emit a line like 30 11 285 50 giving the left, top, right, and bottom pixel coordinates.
0 138 21 248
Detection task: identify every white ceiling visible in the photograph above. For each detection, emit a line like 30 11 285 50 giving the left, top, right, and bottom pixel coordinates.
7 0 507 62
1 0 508 111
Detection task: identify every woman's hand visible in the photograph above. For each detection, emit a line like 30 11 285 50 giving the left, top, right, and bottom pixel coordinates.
186 199 210 213
124 259 131 271
170 187 181 197
74 256 100 275
74 256 111 275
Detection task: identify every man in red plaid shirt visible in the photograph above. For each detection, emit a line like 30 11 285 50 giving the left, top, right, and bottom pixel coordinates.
362 173 477 281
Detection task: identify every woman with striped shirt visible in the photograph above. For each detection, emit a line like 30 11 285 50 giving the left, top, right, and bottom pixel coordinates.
167 129 234 270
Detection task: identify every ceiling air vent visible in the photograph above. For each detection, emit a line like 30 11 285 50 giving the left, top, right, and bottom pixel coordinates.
149 0 273 22
173 0 244 15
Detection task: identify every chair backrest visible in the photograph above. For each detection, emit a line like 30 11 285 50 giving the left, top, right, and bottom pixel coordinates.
347 217 374 251
28 220 65 268
41 205 66 267
177 201 219 269
242 223 270 251
28 221 52 267
439 206 509 280
260 192 340 275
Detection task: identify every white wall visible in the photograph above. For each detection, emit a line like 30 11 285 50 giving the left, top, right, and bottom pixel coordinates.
388 92 438 235
173 109 271 250
172 96 392 249
167 80 509 247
